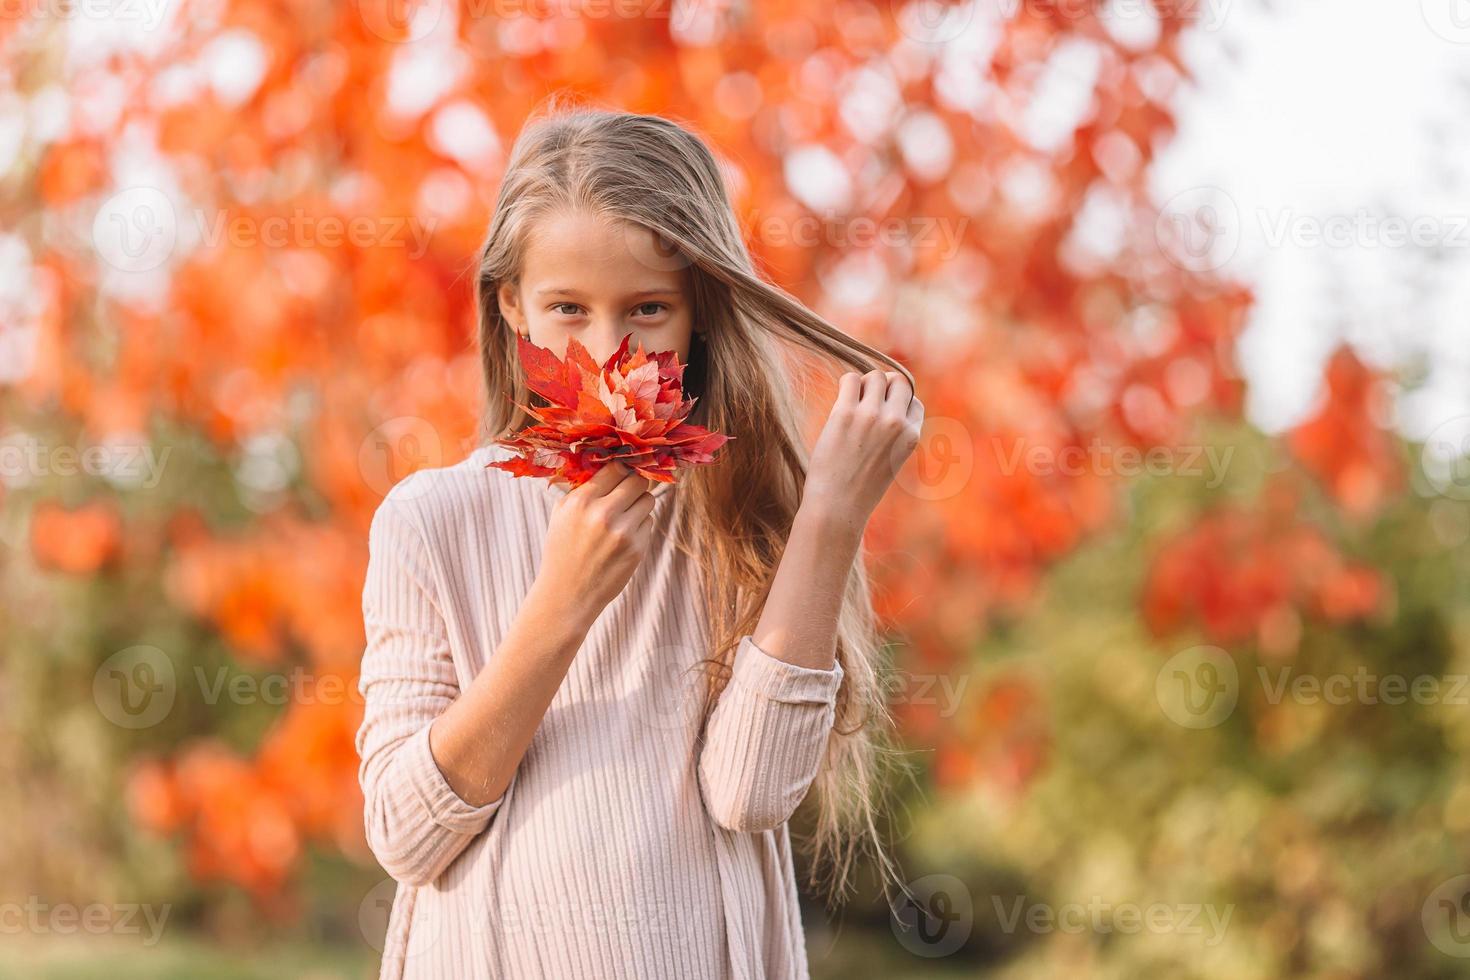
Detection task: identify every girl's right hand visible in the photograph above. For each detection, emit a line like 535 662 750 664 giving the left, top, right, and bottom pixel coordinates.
803 369 923 524
534 461 659 626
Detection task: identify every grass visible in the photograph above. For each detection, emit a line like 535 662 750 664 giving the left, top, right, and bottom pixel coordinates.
0 938 376 980
0 927 950 979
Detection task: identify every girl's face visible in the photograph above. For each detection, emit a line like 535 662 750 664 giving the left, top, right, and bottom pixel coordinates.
497 209 697 367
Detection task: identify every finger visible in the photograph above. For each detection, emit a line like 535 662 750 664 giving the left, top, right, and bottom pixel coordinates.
881 372 913 422
604 469 656 513
575 459 630 499
884 371 912 404
620 488 657 528
835 371 864 410
906 394 924 425
859 369 889 405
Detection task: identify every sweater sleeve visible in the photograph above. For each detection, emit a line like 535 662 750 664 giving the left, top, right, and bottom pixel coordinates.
697 634 844 833
355 495 505 887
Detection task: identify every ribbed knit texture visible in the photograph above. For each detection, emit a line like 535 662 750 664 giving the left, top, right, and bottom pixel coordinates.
356 443 844 979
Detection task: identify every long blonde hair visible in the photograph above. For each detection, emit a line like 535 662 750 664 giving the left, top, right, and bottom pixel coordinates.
474 95 914 901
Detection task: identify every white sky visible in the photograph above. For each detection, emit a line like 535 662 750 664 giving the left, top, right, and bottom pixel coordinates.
1153 0 1470 439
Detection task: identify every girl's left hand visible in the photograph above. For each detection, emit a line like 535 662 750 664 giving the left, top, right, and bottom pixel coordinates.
803 369 924 524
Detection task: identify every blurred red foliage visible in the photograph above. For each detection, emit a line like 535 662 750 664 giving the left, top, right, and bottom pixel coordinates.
1142 482 1387 654
29 500 123 574
1288 346 1405 520
7 0 1405 900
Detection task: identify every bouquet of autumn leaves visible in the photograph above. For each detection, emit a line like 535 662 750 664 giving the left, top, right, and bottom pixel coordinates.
488 332 733 489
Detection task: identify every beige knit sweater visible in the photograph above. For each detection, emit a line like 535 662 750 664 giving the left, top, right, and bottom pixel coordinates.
355 442 844 979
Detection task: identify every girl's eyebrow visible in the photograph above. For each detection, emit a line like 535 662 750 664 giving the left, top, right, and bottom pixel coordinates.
534 286 683 299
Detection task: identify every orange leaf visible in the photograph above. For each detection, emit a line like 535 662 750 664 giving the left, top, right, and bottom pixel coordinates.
488 332 734 488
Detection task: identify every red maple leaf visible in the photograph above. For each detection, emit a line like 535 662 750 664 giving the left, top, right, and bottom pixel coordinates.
487 332 733 488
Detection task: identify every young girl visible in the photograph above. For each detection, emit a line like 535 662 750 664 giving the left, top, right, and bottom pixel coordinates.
356 101 924 980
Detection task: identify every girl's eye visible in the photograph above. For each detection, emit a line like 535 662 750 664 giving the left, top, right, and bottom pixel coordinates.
552 303 583 316
633 303 667 317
